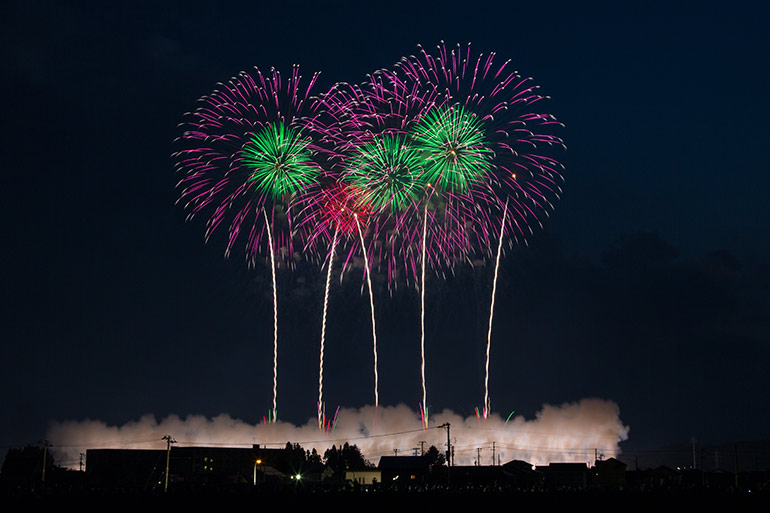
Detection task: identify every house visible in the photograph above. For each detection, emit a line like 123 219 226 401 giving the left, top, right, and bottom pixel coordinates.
377 455 431 485
501 459 543 489
593 457 627 488
86 445 291 492
346 469 382 486
542 462 589 490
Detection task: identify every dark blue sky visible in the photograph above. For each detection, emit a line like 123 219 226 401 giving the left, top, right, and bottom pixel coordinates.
2 0 769 459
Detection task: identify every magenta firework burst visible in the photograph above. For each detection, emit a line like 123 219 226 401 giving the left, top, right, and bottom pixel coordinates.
311 80 483 286
371 41 566 257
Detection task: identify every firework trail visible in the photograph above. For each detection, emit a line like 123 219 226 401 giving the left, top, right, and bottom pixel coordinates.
317 225 339 428
483 198 508 417
420 203 428 428
377 42 564 418
263 208 279 422
355 214 379 408
301 184 374 422
319 405 341 434
174 66 331 422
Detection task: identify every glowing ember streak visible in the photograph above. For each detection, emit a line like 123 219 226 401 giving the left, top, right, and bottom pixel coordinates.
325 405 341 434
505 411 516 424
263 208 278 423
484 199 508 418
355 214 378 408
317 404 343 434
420 203 428 427
262 409 277 425
318 226 339 429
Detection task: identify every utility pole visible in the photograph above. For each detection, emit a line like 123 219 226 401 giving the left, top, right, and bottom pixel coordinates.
39 440 51 486
80 453 85 472
492 442 496 466
691 436 697 469
438 423 451 487
477 448 481 466
419 440 426 456
162 435 176 493
438 423 451 466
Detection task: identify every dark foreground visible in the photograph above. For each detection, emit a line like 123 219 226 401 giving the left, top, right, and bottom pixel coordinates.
4 488 769 511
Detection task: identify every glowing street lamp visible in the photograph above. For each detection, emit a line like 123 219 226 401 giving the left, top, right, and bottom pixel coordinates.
253 458 262 486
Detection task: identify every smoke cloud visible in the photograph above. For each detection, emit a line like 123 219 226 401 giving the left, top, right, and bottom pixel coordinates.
48 398 628 469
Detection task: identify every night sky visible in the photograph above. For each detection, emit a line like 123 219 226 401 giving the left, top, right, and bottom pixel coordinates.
2 1 769 463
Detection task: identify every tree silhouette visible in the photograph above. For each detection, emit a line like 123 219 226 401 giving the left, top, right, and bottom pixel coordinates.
1 445 56 492
424 445 446 469
323 443 370 475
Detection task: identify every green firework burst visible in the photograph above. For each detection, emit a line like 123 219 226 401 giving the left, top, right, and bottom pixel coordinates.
241 123 320 199
344 133 426 212
410 104 493 192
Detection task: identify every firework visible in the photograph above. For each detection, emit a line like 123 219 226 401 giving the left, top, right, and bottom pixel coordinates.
343 132 425 213
409 104 493 193
402 42 564 415
173 43 564 424
359 42 565 415
355 213 380 408
393 41 566 246
174 65 330 264
317 224 337 429
420 203 428 428
483 198 508 417
298 183 375 428
174 65 329 421
343 64 495 283
239 123 321 199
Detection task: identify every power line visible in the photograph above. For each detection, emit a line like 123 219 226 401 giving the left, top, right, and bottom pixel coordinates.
174 425 446 449
49 437 166 448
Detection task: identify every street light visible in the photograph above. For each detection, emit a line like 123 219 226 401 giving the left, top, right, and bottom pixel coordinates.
253 459 262 486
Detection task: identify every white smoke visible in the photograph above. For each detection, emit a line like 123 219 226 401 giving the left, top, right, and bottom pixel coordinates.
48 398 628 469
